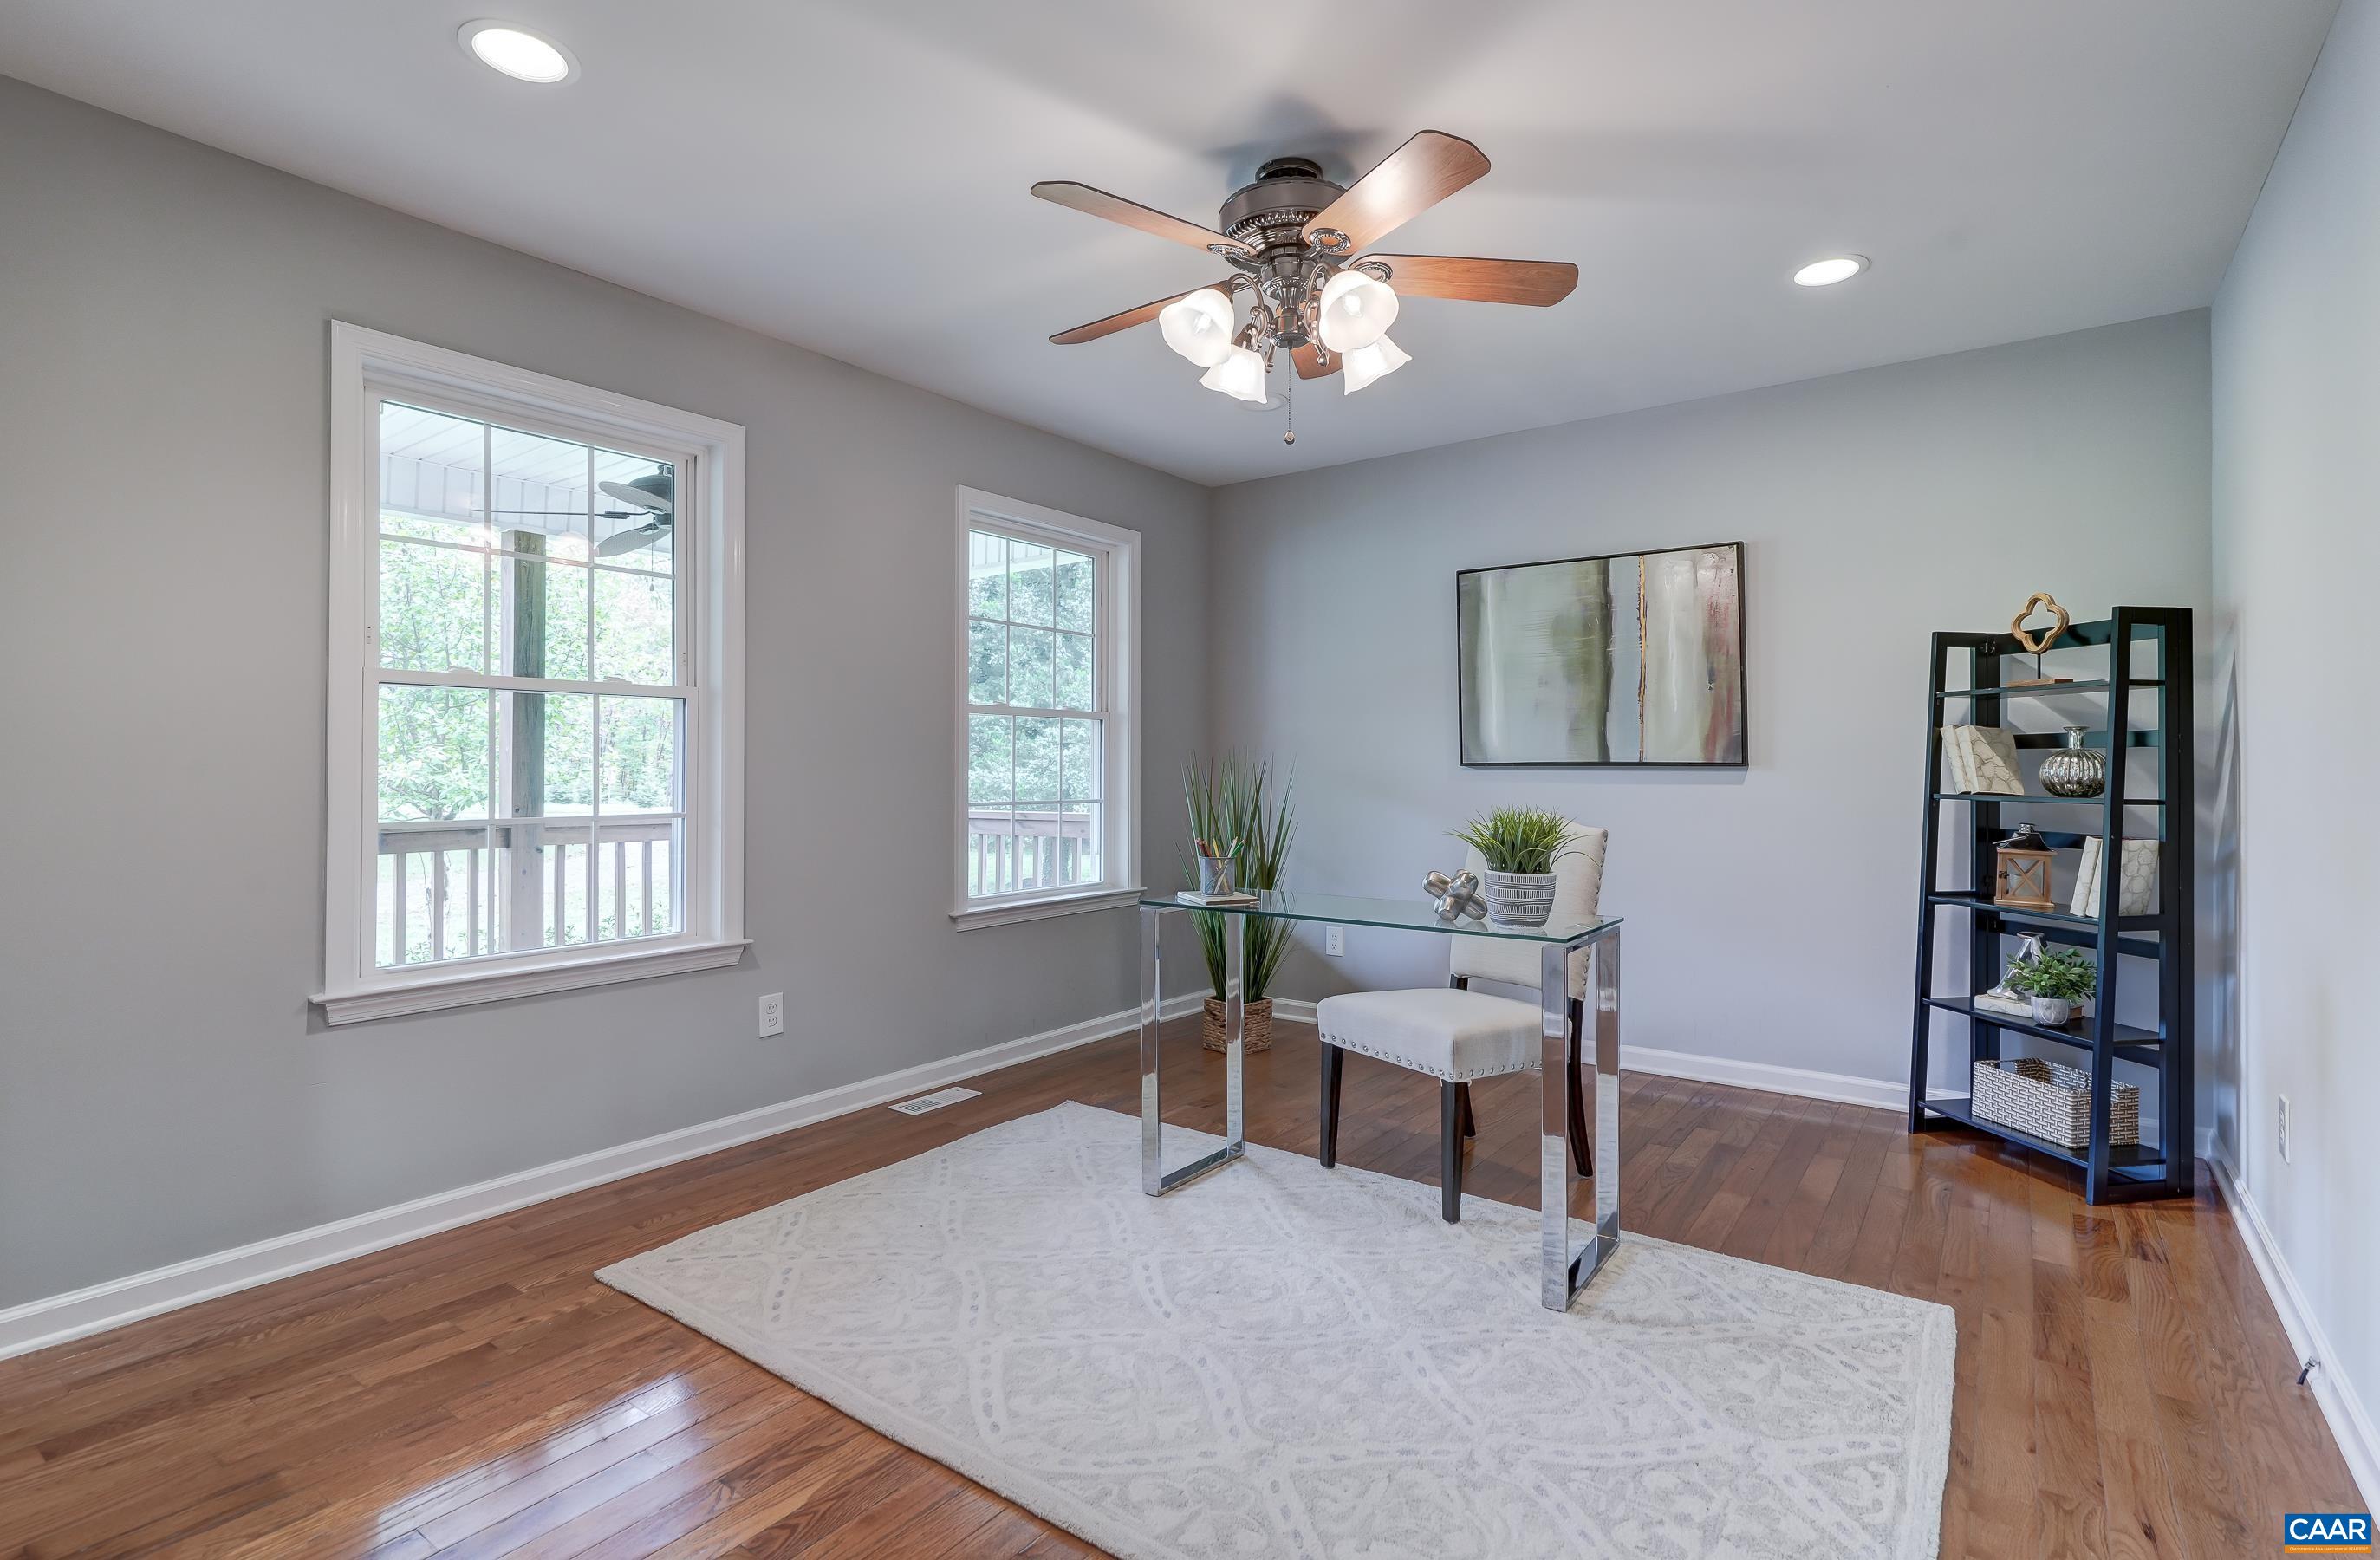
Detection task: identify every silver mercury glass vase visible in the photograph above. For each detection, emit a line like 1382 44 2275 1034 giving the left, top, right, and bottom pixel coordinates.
2039 725 2107 798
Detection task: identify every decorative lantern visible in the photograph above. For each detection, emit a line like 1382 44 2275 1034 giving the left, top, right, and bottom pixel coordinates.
1993 824 2058 911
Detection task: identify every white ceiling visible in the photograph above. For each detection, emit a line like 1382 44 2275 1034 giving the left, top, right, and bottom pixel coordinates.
0 1 2337 485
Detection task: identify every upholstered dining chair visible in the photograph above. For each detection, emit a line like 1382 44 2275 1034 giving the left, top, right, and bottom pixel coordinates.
1314 825 1609 1222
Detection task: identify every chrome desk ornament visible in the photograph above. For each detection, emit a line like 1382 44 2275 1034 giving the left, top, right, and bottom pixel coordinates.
2039 725 2107 798
1424 868 1488 922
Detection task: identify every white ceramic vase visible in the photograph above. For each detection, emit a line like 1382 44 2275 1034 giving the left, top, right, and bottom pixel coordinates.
2028 994 2075 1027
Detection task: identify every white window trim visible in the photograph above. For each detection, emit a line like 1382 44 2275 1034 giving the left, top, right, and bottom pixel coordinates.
951 487 1140 929
315 322 747 1023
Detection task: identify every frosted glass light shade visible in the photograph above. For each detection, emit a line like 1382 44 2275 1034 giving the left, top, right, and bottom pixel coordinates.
1341 335 1411 394
1157 288 1237 367
1317 270 1398 353
1199 345 1268 403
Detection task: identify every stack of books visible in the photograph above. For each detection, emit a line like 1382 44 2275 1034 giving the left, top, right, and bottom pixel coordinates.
1939 725 2023 795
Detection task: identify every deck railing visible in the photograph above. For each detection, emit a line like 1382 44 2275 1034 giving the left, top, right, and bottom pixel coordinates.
378 817 676 967
966 807 1098 899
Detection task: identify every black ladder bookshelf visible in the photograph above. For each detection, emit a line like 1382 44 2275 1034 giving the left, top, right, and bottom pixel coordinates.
1907 607 2194 1203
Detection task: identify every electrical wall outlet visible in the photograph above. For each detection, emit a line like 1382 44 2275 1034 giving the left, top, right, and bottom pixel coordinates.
758 992 784 1037
1325 926 1343 957
2278 1094 2291 1164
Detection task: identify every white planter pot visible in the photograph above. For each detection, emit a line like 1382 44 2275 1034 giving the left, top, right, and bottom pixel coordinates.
1481 870 1557 927
2028 995 2075 1027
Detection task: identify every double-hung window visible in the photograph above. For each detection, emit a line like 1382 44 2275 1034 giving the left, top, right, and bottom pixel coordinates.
954 489 1139 927
319 324 746 1022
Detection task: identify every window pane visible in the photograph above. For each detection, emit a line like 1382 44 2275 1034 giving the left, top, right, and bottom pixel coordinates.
968 714 1012 803
525 822 594 946
491 425 590 551
594 566 674 685
967 530 1007 619
498 545 588 681
1053 550 1095 633
1008 541 1054 627
966 808 1015 898
1009 626 1056 710
378 686 491 822
1061 801 1102 886
509 691 592 816
380 402 487 542
594 450 675 572
1054 632 1093 711
592 816 680 941
376 832 496 968
967 620 1006 705
601 696 679 812
1014 716 1059 804
1061 718 1102 801
379 537 488 673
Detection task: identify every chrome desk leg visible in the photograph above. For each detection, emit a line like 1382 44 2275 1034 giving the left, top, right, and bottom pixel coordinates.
1226 908 1246 1156
1141 905 1245 1196
1140 905 1164 1195
1543 927 1622 1310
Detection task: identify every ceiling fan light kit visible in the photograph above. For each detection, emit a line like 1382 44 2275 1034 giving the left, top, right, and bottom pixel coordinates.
1341 335 1411 394
1157 287 1238 367
1034 133 1577 422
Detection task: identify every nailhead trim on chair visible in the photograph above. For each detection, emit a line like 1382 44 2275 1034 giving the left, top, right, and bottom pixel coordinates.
1313 1028 1547 1083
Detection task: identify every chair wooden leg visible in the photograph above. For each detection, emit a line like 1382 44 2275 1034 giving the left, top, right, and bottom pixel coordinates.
1318 1044 1343 1169
1566 1004 1593 1178
1440 1081 1464 1222
1456 1081 1475 1139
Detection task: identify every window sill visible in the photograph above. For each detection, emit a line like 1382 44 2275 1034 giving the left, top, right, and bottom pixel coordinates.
313 938 751 1025
950 887 1143 931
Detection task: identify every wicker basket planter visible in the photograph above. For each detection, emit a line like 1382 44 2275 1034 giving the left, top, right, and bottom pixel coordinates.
1971 1057 2138 1151
1201 997 1273 1053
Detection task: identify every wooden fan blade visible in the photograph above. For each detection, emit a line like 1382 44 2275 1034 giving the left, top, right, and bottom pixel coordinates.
1290 341 1339 379
1303 131 1489 253
1050 281 1235 345
1361 255 1578 306
1031 181 1252 256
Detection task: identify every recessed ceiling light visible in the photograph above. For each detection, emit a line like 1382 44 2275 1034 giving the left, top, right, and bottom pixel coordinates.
1792 256 1870 288
458 21 577 84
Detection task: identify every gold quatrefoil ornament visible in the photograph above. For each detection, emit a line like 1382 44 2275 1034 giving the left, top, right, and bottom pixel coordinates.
2006 592 2071 685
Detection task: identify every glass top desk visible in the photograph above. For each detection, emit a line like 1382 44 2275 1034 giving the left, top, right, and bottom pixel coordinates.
1136 890 1623 1311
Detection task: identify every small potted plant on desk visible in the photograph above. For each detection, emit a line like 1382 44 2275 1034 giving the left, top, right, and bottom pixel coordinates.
2005 946 2097 1028
1450 805 1580 927
1184 753 1296 1052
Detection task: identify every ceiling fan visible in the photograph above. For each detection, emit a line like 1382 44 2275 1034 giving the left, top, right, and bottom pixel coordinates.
1034 131 1577 415
484 471 674 556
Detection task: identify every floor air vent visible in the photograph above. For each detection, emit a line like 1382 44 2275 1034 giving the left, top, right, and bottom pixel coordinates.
888 1086 981 1115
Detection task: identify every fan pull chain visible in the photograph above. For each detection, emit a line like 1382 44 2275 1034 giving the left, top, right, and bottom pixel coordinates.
1283 375 1296 445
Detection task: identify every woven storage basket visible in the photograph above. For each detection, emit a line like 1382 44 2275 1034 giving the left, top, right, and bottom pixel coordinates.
1971 1057 2138 1150
1200 996 1273 1053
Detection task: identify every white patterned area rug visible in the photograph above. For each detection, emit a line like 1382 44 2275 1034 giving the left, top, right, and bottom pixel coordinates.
597 1102 1953 1560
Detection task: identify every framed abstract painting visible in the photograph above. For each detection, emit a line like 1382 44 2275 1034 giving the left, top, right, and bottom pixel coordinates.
1457 541 1746 766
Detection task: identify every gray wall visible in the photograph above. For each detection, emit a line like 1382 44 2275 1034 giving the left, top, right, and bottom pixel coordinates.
1211 313 2214 1102
0 78 1208 1309
2212 0 2378 1487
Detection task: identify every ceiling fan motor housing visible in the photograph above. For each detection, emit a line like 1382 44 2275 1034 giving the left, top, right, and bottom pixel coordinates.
1219 156 1344 268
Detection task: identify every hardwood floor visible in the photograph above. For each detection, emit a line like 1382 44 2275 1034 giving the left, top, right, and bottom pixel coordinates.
0 1018 2358 1558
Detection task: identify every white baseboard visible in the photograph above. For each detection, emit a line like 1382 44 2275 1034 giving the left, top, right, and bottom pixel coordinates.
2207 1146 2378 1507
1618 1044 1920 1112
0 998 1170 1362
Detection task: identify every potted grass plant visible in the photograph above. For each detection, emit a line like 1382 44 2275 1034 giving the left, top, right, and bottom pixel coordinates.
1183 753 1296 1052
2006 946 2097 1027
1450 805 1580 927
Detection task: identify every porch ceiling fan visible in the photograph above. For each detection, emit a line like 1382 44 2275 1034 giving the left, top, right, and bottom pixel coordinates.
484 471 674 556
1033 131 1577 410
